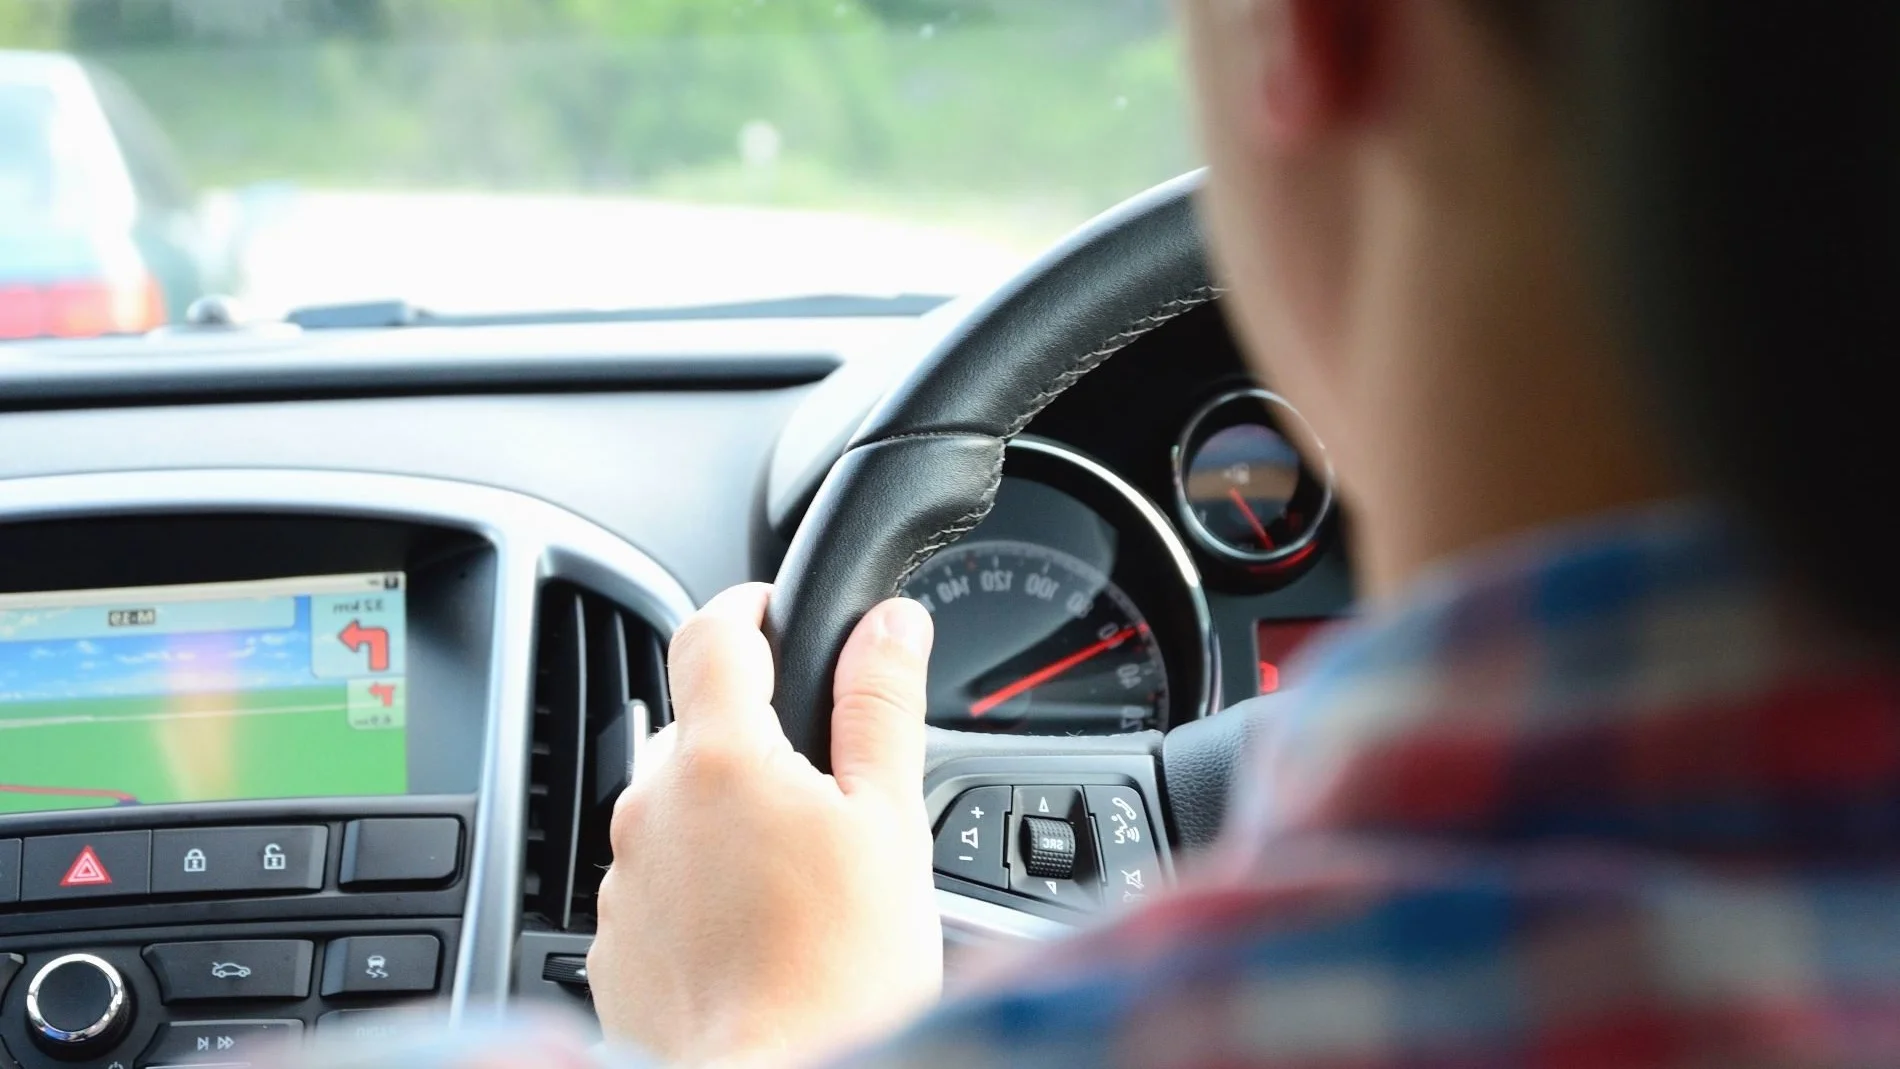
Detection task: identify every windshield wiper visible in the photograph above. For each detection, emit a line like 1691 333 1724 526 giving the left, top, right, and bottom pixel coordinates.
285 293 953 330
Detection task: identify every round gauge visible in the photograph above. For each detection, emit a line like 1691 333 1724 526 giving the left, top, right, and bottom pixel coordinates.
1174 388 1334 572
901 538 1169 734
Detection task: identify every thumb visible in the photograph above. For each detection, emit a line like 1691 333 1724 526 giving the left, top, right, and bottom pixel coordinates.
830 597 933 801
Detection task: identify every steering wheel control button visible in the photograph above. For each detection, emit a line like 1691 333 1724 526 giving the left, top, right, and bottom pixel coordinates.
1015 786 1086 822
141 1019 302 1066
142 941 314 1003
1009 787 1096 909
151 827 327 896
1086 786 1162 908
25 954 132 1058
20 832 151 904
320 935 440 996
338 818 461 887
1019 817 1078 880
931 787 1009 890
1 838 19 905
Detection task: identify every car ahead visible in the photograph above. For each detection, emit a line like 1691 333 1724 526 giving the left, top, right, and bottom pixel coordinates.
0 50 225 340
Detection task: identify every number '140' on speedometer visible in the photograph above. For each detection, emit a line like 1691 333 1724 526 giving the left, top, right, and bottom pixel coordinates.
900 539 1169 734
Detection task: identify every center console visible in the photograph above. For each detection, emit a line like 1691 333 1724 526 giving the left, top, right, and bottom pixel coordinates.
0 471 696 1069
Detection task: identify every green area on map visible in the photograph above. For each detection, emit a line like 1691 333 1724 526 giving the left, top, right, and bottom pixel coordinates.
0 685 407 815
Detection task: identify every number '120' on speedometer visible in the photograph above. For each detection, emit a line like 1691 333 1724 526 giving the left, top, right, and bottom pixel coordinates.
901 539 1169 734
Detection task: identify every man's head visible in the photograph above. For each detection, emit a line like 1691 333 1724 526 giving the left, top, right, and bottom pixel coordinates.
1175 0 1678 597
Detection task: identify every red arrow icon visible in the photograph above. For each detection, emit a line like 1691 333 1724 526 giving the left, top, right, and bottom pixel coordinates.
367 682 397 708
339 620 391 672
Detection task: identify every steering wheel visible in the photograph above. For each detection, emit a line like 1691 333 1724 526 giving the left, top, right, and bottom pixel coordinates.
765 171 1263 891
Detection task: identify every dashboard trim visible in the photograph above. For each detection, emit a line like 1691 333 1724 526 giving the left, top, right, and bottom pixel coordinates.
0 468 697 1018
937 888 1073 943
1011 436 1222 720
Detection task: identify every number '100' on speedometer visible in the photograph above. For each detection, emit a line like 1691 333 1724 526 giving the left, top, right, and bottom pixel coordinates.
901 539 1168 734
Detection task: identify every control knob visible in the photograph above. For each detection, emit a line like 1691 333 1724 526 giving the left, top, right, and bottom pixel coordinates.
1020 816 1079 880
25 953 133 1060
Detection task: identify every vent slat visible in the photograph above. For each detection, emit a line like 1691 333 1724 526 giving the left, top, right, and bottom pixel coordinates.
523 584 668 931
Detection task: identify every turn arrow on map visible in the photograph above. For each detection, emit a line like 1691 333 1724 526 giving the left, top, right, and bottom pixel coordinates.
338 620 392 672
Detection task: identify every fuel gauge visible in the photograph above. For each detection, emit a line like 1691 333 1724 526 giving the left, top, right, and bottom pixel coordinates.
1174 388 1334 575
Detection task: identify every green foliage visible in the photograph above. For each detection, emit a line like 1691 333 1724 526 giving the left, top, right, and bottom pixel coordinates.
0 0 65 47
0 0 1192 244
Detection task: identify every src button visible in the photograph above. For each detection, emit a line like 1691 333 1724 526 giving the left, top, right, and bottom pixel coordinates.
1019 817 1077 880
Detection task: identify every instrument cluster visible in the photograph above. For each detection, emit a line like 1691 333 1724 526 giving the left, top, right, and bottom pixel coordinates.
909 368 1343 735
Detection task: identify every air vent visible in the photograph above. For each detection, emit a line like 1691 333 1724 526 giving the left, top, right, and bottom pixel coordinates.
522 582 669 931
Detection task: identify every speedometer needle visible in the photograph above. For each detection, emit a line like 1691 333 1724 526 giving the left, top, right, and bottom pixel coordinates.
969 627 1139 717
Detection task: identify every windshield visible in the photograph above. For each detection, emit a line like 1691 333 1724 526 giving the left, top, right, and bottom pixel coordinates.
0 1 1192 336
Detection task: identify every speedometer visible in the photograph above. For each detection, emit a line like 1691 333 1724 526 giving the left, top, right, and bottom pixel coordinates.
903 539 1169 734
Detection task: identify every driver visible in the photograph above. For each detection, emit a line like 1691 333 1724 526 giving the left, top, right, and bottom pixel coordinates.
311 1 1900 1066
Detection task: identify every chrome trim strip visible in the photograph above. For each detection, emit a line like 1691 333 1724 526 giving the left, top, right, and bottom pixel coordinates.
1170 387 1337 568
937 889 1072 943
0 469 696 1018
26 953 126 1045
1011 436 1222 718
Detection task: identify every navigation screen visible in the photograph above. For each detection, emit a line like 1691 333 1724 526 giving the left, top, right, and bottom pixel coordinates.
0 572 408 814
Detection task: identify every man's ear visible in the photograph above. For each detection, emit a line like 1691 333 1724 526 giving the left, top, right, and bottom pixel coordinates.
1261 0 1387 144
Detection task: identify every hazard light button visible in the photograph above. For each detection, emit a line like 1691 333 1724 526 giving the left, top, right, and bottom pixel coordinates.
20 831 152 903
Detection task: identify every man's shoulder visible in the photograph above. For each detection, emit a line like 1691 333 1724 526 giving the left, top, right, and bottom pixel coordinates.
844 847 1900 1068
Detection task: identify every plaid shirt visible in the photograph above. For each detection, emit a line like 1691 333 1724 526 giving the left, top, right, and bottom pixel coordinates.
841 503 1900 1068
306 504 1900 1068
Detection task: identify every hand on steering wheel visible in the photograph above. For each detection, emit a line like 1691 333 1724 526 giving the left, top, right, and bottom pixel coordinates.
588 584 943 1067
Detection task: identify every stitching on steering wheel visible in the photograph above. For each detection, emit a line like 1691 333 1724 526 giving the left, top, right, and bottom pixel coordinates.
891 441 1007 593
1002 284 1223 438
889 283 1223 594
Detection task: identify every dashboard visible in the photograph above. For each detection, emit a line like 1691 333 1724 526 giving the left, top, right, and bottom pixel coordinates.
0 294 1353 1062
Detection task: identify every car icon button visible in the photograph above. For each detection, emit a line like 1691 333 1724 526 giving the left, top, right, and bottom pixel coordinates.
143 940 314 1003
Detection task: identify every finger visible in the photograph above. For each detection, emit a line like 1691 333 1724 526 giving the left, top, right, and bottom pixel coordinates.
831 597 933 801
667 583 782 743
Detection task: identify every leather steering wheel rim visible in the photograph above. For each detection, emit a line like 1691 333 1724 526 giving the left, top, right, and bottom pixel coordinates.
766 171 1216 771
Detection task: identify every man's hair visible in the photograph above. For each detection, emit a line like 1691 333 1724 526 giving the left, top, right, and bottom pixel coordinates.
1466 0 1547 61
1512 3 1900 647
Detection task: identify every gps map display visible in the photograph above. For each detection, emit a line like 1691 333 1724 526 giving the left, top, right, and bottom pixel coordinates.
0 572 408 815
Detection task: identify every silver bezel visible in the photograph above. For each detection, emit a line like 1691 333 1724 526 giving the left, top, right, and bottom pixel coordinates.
1171 387 1337 568
26 953 127 1045
1012 436 1221 722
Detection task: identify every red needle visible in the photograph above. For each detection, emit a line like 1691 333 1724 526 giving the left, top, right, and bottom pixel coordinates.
1228 486 1275 549
970 627 1139 717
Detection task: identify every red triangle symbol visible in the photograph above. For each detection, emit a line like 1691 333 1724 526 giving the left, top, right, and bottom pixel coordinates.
60 845 112 887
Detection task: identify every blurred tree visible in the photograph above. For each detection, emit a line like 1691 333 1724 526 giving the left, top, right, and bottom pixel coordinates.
0 0 66 46
3 0 1192 240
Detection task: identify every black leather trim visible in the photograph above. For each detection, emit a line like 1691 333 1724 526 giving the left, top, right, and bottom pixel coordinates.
1159 696 1284 849
852 172 1215 445
765 433 1006 765
766 172 1213 770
